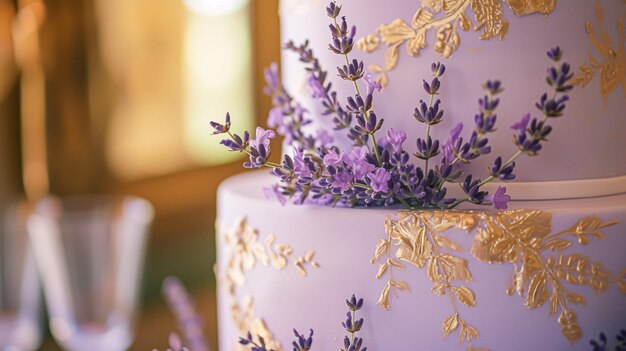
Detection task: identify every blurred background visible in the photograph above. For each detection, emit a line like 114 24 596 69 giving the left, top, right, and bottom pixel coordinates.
0 0 281 349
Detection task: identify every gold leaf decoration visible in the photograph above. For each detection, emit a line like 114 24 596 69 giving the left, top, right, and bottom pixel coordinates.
372 211 484 349
505 0 556 16
218 217 320 350
471 0 509 40
372 210 623 346
358 0 556 87
572 0 625 102
453 285 477 306
443 313 460 335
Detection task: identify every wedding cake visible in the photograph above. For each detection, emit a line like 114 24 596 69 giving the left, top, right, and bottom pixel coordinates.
216 1 626 350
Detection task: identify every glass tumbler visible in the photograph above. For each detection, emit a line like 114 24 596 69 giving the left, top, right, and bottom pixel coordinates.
27 195 153 351
0 201 42 350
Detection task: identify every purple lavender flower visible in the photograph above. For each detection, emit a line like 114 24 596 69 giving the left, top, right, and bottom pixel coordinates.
386 128 407 153
308 73 328 98
263 63 280 96
331 170 353 191
364 74 382 95
547 46 562 62
267 107 284 129
326 1 341 18
442 122 463 160
263 184 287 206
328 16 356 55
162 277 209 351
351 159 376 181
488 186 511 210
291 329 314 351
220 131 249 152
250 127 276 149
323 149 344 167
210 113 231 135
489 156 516 181
337 59 364 81
368 168 391 193
511 113 530 133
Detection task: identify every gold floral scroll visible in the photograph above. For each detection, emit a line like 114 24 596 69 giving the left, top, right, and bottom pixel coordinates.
371 210 622 348
218 217 319 351
357 0 557 87
571 0 625 102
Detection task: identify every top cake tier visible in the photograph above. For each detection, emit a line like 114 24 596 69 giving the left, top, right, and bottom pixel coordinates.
280 0 626 196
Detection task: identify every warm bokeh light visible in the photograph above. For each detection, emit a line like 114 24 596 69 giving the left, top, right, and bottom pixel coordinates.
183 4 254 165
183 0 249 17
98 0 253 181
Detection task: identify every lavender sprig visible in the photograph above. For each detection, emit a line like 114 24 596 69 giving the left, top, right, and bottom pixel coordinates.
341 295 367 351
162 277 210 351
292 329 314 351
326 2 383 166
589 329 626 351
239 332 275 351
284 40 351 131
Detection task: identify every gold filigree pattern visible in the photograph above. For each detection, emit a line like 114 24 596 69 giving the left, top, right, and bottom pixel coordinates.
372 210 623 346
219 217 320 351
356 0 556 87
571 0 625 102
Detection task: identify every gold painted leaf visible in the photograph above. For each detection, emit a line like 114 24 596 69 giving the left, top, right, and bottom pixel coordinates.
542 238 572 252
424 0 443 12
384 45 401 70
566 292 586 306
396 224 432 268
434 234 464 252
453 286 477 307
549 287 559 315
442 313 460 336
407 30 427 57
376 262 389 279
428 256 444 283
505 0 556 16
388 257 405 269
427 212 479 233
560 216 617 244
412 8 434 30
369 64 384 73
471 0 507 40
459 12 472 31
496 210 552 242
377 19 415 46
617 269 626 294
472 220 518 263
459 322 480 342
371 238 390 263
432 282 447 296
525 270 549 309
377 281 392 310
391 279 410 291
558 310 583 343
443 0 465 14
440 254 472 282
356 34 380 53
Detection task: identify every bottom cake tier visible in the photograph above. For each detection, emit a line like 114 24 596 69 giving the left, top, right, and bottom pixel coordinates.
216 171 626 351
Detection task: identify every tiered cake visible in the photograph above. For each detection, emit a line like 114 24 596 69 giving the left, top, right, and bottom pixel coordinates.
216 1 626 350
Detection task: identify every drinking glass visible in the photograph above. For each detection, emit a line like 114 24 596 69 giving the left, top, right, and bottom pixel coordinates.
0 201 42 350
27 195 153 351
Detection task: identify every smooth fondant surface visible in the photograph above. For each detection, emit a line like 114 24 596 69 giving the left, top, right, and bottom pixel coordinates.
216 171 626 351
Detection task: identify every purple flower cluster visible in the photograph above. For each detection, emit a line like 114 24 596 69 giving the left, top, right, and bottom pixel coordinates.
211 1 573 211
